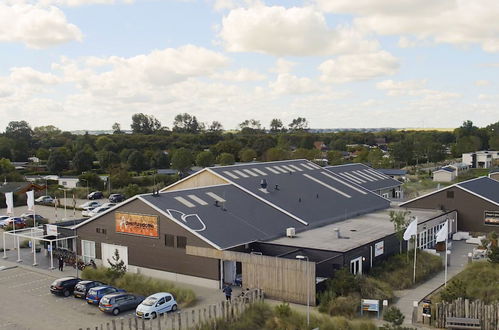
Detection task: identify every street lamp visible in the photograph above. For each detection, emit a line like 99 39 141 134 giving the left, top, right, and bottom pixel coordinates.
296 255 310 327
58 188 70 219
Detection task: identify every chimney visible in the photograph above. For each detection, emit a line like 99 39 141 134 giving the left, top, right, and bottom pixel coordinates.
214 200 219 207
275 184 279 191
260 179 268 189
333 228 340 239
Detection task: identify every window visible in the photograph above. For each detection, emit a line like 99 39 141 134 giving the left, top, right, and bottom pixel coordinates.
81 240 96 263
102 229 107 235
446 191 454 199
165 234 174 247
176 236 187 249
96 228 101 233
165 296 172 302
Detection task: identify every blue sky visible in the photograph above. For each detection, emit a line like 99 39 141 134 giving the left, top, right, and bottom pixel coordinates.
0 0 498 131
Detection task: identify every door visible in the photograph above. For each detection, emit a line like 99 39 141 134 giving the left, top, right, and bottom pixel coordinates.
101 243 128 268
156 297 167 313
223 261 237 285
350 257 363 275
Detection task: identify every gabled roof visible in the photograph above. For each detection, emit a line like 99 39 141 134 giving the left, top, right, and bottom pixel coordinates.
378 168 407 176
438 167 455 173
324 163 402 191
401 176 499 207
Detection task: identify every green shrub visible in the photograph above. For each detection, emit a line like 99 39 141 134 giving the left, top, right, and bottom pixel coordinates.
383 306 404 326
81 267 196 307
357 276 394 301
321 294 360 318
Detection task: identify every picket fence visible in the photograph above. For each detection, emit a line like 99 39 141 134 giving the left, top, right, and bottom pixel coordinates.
78 289 264 330
434 298 499 330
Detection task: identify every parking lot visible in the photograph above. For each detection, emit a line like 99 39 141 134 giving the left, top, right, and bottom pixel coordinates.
0 265 136 330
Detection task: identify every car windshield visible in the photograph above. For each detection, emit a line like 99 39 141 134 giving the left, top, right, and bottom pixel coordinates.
100 297 110 304
142 297 158 306
88 288 97 295
51 280 61 286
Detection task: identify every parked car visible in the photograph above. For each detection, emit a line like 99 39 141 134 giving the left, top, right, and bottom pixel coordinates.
99 293 144 316
136 293 178 319
87 206 111 217
109 194 125 203
50 277 81 297
86 286 125 305
0 215 10 222
88 191 103 200
81 206 98 217
73 280 106 299
20 213 47 223
78 201 101 209
0 217 26 229
100 202 116 209
35 196 54 204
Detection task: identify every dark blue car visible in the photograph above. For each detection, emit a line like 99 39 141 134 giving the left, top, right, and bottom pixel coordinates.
86 286 125 305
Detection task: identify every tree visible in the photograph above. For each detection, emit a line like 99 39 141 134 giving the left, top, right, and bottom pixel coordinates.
47 149 68 174
239 148 257 162
217 153 235 165
5 120 33 143
173 113 204 134
270 119 285 133
78 172 103 190
109 166 132 188
106 249 127 281
196 151 215 167
96 150 120 170
383 306 405 326
212 140 242 157
171 148 194 175
208 121 223 133
72 149 94 173
130 113 162 134
112 122 122 134
327 150 343 165
239 119 263 134
127 150 148 172
150 151 169 169
390 210 411 253
264 147 289 161
36 148 50 160
95 136 116 151
288 117 309 131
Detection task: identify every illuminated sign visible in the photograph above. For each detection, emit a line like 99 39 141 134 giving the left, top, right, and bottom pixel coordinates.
115 212 159 237
484 211 499 226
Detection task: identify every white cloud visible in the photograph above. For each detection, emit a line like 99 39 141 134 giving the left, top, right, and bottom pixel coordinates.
319 51 399 83
474 80 490 86
269 73 316 94
317 0 499 53
377 79 461 100
219 5 378 56
0 3 82 48
212 68 266 81
9 67 61 85
33 0 134 6
269 58 296 74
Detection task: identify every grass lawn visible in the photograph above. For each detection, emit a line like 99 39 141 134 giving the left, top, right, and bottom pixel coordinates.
457 168 491 182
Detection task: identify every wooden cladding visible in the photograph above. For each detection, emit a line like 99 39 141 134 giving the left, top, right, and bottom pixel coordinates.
186 246 316 306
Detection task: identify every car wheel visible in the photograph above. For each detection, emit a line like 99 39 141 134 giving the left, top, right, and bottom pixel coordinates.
112 308 120 316
63 290 70 297
171 304 178 312
151 312 157 319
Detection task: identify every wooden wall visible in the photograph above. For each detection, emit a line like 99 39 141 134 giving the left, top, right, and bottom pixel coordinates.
187 246 316 306
162 170 228 192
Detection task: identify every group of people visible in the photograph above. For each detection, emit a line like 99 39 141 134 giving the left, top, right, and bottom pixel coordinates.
222 284 251 302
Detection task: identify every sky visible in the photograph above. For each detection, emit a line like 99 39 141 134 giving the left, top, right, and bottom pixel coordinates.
0 0 498 131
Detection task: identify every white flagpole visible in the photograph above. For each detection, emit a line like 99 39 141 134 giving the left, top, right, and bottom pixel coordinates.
33 204 37 266
444 236 448 287
413 234 417 283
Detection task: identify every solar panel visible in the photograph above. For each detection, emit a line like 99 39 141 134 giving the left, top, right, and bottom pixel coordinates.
187 194 208 206
302 174 351 198
354 170 377 181
223 171 239 179
289 165 304 171
174 196 196 208
320 172 368 195
308 163 322 169
365 168 388 179
273 166 289 173
341 172 365 183
265 167 280 174
205 192 226 202
300 163 314 170
281 165 296 172
252 168 268 176
243 169 259 177
233 170 249 178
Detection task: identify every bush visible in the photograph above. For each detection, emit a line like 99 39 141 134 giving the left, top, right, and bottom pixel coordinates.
383 306 405 326
321 294 360 318
357 276 394 301
81 267 196 307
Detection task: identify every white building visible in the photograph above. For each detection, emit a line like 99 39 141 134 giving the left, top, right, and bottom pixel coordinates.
432 167 456 182
462 151 499 169
58 177 79 188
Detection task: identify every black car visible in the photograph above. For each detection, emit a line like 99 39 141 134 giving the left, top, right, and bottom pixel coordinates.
50 277 81 297
73 280 105 299
109 194 125 203
99 293 144 316
88 191 103 200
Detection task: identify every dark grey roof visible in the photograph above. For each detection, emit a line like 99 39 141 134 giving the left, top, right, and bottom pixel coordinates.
456 177 499 204
490 168 499 174
378 168 407 176
324 163 402 191
208 160 390 228
440 167 455 173
141 184 306 249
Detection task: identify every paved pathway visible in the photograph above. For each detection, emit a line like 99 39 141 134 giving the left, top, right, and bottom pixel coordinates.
394 240 475 325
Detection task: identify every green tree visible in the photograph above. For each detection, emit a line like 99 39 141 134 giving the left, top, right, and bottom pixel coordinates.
127 150 148 172
5 120 33 143
383 306 405 326
288 117 309 131
78 172 103 190
0 137 13 160
150 151 169 169
47 149 69 174
171 148 194 175
96 150 120 170
173 113 204 134
106 249 127 281
264 147 289 161
72 149 94 173
269 119 285 133
239 119 263 134
327 150 343 165
109 166 132 188
212 140 242 158
217 153 235 165
239 148 257 162
112 122 122 134
124 183 142 197
196 151 215 167
390 210 411 253
95 136 116 151
130 113 162 134
208 121 223 133
36 148 50 160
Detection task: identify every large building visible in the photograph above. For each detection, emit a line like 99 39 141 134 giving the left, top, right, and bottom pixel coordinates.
462 150 499 169
401 177 499 232
72 160 450 305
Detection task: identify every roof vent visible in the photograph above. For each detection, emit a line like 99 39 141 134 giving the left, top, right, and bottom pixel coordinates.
286 227 296 238
275 184 280 191
214 200 220 207
333 228 340 239
259 179 269 194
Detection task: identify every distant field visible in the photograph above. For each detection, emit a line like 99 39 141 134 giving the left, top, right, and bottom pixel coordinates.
397 128 454 132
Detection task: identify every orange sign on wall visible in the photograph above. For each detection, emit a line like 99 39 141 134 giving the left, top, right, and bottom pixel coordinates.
115 212 159 237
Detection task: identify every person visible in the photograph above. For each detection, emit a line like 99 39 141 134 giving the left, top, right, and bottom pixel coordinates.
239 288 251 302
222 283 232 302
58 256 64 271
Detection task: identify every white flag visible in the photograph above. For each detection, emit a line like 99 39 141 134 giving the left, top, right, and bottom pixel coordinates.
436 220 449 242
403 218 418 241
26 190 34 211
5 192 13 214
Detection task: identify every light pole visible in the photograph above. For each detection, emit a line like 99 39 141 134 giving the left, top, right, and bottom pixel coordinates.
58 188 70 219
296 255 310 327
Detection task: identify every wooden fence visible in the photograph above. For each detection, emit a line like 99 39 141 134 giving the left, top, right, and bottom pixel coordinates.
78 289 264 330
433 298 499 330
